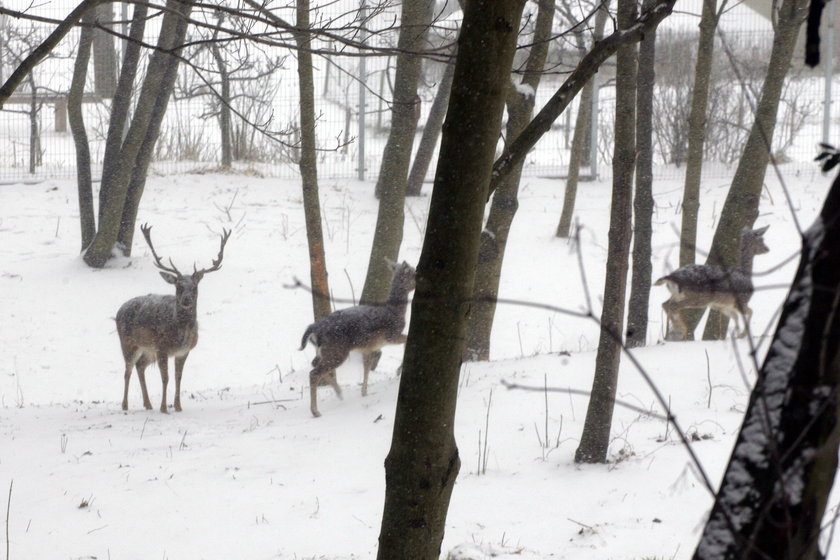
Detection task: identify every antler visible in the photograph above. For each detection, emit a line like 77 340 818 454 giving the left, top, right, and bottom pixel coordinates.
140 223 182 277
194 228 232 277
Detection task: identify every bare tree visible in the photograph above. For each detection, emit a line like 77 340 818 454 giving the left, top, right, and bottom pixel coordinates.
68 10 95 250
464 0 554 361
697 0 808 339
376 1 526 557
295 0 331 320
626 0 660 348
575 0 638 464
679 0 727 271
556 1 610 239
83 0 193 267
361 0 435 309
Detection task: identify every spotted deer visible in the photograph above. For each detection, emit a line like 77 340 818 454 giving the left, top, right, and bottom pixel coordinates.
116 224 230 413
299 260 416 417
655 225 769 340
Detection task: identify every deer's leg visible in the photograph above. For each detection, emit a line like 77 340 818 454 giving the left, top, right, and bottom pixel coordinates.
173 355 187 412
157 354 170 414
737 306 753 338
663 300 689 341
308 349 348 417
122 362 133 411
362 352 377 397
122 349 139 411
136 355 153 410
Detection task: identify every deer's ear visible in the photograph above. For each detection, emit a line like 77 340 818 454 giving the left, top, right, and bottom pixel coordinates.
160 271 179 284
755 225 769 235
192 270 205 283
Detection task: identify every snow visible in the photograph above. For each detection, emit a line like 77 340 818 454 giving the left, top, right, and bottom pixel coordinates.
0 164 834 559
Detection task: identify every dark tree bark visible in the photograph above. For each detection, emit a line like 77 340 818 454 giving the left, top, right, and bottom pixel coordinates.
69 10 95 250
376 1 525 558
84 0 192 267
295 0 331 320
679 0 724 270
406 58 455 197
626 0 659 349
575 0 638 464
464 0 554 361
696 0 808 339
693 170 840 560
362 0 434 307
99 2 147 223
116 7 191 253
556 2 610 239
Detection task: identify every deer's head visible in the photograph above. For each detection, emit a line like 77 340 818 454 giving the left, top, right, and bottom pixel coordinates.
141 224 231 312
742 225 770 257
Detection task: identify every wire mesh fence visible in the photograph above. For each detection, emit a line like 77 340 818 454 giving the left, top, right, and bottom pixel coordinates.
0 1 830 185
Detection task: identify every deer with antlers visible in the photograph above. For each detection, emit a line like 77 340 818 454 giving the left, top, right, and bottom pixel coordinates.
116 224 230 413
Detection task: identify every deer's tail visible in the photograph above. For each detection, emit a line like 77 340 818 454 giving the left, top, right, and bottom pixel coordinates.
299 324 316 350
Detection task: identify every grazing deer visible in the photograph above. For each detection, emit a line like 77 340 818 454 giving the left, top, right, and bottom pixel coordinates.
116 224 231 413
655 225 769 340
299 260 416 417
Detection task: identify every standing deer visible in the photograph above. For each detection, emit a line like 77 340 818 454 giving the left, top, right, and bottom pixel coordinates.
299 260 416 417
116 224 230 413
655 225 769 340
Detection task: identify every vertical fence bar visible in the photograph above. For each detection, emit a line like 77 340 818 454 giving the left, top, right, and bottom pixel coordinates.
823 0 836 145
357 0 367 181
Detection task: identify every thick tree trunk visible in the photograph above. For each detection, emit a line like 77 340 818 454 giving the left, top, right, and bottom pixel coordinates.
362 0 434 307
556 3 610 239
693 170 840 560
84 0 191 267
117 8 191 253
98 2 147 223
626 0 658 348
69 11 95 251
464 0 554 362
697 0 807 339
375 2 525 558
296 0 331 320
575 0 638 464
679 0 722 270
406 58 455 197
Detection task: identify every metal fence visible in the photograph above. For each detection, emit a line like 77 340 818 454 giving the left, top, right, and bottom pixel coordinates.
0 1 831 185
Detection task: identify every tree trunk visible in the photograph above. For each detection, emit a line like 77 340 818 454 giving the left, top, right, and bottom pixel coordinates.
406 58 455 197
210 41 232 170
296 0 331 321
84 0 191 267
464 0 554 362
693 170 840 560
679 0 722 270
376 2 525 558
556 3 610 239
362 0 434 307
69 11 95 251
574 0 638 464
27 74 39 174
117 8 191 253
697 0 807 340
626 0 658 348
98 2 147 223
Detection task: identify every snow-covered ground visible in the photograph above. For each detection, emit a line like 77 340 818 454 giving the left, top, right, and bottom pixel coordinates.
0 162 833 559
